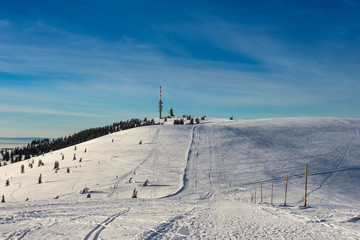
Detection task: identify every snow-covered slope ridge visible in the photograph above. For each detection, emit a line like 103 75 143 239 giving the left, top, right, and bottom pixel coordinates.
1 117 360 239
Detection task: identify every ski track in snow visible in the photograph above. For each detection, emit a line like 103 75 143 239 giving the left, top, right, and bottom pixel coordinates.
108 128 160 198
306 120 359 198
5 225 42 240
2 118 360 239
84 209 130 240
162 125 196 198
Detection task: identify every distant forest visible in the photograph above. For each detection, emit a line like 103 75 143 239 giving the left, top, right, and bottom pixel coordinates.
1 118 155 164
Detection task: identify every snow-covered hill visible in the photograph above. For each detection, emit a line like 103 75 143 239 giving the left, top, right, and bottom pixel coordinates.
1 117 360 239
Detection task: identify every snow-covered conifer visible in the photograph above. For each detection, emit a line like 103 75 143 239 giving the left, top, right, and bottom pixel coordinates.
38 174 42 184
54 161 59 170
142 180 149 186
132 188 138 198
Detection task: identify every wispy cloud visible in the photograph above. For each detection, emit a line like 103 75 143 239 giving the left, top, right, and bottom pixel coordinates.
0 105 105 118
1 1 360 137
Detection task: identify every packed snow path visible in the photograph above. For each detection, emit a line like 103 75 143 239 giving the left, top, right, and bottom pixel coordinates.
1 117 360 239
1 199 358 239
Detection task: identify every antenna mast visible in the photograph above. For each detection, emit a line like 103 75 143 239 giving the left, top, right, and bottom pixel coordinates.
159 85 163 119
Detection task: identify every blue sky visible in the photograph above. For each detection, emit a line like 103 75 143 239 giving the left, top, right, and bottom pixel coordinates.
0 0 359 137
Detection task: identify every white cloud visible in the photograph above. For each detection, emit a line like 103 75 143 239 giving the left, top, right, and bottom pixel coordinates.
0 105 105 118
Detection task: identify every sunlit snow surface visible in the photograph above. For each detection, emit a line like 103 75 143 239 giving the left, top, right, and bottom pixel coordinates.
1 117 360 239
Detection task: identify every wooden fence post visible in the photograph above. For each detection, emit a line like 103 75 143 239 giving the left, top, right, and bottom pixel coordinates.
304 164 308 207
271 183 273 206
284 174 288 206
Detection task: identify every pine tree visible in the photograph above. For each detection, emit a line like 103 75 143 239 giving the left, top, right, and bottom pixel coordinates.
132 188 138 198
1 195 5 203
5 179 9 186
21 164 25 174
54 161 59 170
143 180 149 186
38 174 42 184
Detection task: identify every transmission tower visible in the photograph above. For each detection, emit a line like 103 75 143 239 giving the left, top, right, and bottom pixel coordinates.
159 86 163 119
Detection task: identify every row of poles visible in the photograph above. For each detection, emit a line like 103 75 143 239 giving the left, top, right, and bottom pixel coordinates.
244 165 360 219
244 165 308 207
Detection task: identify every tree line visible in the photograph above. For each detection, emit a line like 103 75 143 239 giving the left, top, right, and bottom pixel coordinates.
1 118 155 164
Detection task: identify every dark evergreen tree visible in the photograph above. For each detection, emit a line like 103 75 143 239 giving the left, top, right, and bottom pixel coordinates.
1 195 4 203
2 118 153 165
5 179 9 186
4 151 9 161
21 164 25 174
38 160 44 167
132 188 138 198
54 161 59 170
38 174 42 184
143 180 149 186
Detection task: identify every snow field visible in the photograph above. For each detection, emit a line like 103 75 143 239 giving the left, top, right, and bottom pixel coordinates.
1 117 360 239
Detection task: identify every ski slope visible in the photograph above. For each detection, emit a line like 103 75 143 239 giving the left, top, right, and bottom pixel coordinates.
1 117 360 239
